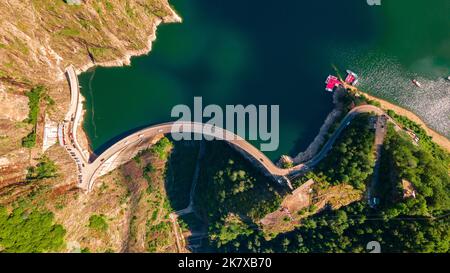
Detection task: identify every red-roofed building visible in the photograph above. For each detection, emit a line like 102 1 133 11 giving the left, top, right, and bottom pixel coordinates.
325 75 341 92
345 70 359 85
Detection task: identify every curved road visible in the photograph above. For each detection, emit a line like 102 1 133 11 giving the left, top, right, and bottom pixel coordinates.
63 66 394 192
82 105 387 191
82 121 288 191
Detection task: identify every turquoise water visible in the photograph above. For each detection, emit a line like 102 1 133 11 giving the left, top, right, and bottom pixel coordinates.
333 0 450 136
80 0 449 160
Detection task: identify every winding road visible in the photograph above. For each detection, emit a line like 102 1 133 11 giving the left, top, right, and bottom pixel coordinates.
62 66 398 192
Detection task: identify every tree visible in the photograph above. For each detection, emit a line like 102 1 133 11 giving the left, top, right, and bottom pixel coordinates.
0 206 66 253
88 214 108 232
26 156 58 180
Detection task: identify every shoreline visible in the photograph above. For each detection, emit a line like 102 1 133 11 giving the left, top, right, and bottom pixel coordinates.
285 84 450 167
75 10 182 74
72 9 182 156
358 90 450 153
288 90 345 164
71 6 449 163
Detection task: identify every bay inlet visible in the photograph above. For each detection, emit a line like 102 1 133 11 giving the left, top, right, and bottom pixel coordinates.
79 0 450 160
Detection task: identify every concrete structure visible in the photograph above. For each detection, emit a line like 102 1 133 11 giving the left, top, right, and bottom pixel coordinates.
63 66 402 193
345 70 359 85
325 75 341 92
61 66 89 185
42 117 58 152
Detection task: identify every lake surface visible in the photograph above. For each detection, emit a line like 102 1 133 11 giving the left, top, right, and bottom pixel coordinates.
80 0 450 160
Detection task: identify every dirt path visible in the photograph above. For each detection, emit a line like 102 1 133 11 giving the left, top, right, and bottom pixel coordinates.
367 115 388 204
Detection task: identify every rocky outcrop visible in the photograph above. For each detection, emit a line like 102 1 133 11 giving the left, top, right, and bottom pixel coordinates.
0 0 180 194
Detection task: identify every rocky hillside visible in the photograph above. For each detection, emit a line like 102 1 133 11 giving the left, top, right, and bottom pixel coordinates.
0 0 181 252
0 0 180 193
0 0 179 90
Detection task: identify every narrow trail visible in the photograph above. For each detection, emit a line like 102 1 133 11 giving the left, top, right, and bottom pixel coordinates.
367 115 388 205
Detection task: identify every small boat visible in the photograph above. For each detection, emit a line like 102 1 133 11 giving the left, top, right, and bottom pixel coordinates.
412 79 422 88
446 76 450 81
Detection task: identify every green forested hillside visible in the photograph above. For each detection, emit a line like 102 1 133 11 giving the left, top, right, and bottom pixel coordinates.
199 116 449 253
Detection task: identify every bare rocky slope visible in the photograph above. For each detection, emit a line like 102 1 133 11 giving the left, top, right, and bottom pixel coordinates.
0 0 179 190
0 0 181 252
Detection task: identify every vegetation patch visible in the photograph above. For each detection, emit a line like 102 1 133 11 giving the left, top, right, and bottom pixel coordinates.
0 205 66 253
26 155 58 181
21 86 46 148
314 114 376 190
88 214 108 232
122 137 177 252
151 137 173 160
261 174 362 237
387 110 449 163
378 124 449 214
125 1 135 18
207 111 448 253
251 201 449 253
210 214 253 247
195 142 284 250
146 221 172 252
57 27 81 37
143 1 171 18
88 47 113 61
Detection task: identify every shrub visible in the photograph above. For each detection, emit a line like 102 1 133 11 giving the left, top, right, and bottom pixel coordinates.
21 86 45 148
0 206 66 252
151 137 173 160
26 156 58 180
88 214 108 232
22 131 36 148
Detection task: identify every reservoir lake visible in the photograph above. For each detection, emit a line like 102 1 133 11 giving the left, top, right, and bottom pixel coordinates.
80 0 450 160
